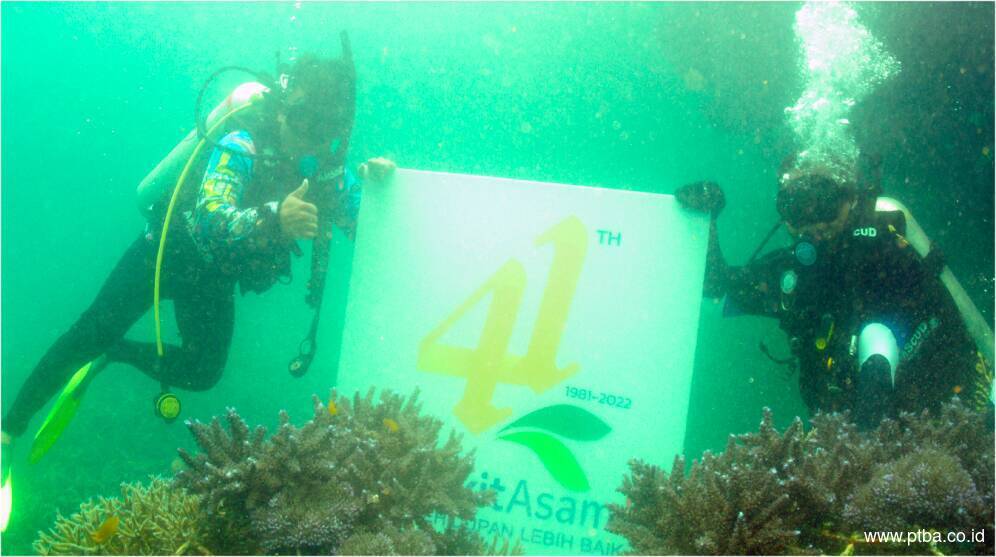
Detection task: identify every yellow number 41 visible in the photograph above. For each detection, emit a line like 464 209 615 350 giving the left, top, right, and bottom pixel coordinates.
418 216 589 434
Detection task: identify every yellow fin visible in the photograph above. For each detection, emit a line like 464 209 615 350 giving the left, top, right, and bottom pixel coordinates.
30 361 96 463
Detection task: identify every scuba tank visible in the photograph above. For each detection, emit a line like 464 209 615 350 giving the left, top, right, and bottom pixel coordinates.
875 197 995 366
136 81 270 218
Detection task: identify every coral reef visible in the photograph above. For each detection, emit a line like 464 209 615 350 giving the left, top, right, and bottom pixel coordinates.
174 387 494 555
33 477 209 556
844 449 984 533
608 399 994 555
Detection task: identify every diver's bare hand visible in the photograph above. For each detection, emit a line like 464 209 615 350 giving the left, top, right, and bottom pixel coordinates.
358 157 397 182
280 179 318 239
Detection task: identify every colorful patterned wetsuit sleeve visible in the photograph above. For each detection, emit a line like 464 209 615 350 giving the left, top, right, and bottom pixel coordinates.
192 130 282 258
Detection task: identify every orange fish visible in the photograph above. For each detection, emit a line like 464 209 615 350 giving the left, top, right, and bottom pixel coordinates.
90 515 119 544
328 400 338 416
383 418 399 433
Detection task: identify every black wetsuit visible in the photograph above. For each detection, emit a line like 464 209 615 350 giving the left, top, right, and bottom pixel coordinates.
705 208 988 418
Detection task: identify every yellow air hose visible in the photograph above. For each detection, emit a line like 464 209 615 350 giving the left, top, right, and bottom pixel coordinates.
154 103 255 358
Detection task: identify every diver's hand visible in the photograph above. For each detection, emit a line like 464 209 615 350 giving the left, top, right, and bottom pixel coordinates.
280 179 318 239
675 181 726 218
358 157 397 183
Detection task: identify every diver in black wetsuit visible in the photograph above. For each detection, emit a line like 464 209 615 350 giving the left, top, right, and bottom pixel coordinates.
1 49 395 444
0 43 400 530
677 159 992 429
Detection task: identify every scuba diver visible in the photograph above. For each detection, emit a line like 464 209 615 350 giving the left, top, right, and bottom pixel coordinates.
0 33 395 523
676 155 993 430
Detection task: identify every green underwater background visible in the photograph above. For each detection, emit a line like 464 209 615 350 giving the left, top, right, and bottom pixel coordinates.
1 2 993 554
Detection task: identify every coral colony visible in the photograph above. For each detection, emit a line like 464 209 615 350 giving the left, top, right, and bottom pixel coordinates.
607 399 993 556
34 478 207 556
36 389 504 556
34 392 992 556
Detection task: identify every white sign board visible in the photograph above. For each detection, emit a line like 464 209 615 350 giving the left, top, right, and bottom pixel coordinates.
337 169 708 555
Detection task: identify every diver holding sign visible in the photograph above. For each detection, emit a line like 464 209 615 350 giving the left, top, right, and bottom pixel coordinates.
676 156 993 430
1 33 396 530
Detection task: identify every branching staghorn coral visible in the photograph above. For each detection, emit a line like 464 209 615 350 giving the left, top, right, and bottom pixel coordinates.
608 399 994 556
33 477 210 556
605 417 810 555
174 387 494 555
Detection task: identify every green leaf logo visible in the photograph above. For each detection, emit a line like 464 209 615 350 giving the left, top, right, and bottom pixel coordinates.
500 404 611 441
497 431 589 491
498 404 611 492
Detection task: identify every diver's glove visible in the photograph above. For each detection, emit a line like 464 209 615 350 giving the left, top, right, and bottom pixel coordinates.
675 180 726 218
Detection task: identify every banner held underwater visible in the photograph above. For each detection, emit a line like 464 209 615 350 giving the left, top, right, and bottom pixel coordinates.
337 169 709 555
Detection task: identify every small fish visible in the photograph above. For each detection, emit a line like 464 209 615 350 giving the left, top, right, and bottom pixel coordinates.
328 400 338 416
383 418 399 433
90 515 119 544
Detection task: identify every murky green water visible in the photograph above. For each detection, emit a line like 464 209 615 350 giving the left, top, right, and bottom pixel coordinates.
2 2 992 554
